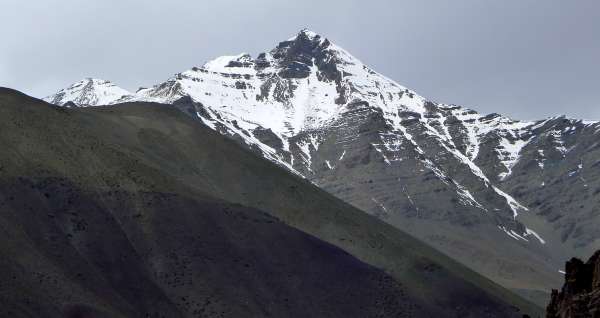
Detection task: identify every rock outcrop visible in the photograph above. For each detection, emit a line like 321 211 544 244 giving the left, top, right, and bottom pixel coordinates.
547 250 600 317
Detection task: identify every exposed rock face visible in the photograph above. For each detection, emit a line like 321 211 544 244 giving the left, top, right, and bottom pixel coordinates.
547 251 600 317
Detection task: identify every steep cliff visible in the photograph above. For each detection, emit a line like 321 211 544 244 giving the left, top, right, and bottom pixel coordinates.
547 251 600 317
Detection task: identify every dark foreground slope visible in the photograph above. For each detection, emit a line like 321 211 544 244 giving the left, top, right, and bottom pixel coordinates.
0 180 418 318
0 88 541 317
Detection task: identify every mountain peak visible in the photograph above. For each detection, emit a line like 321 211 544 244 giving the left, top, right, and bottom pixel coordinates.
44 78 131 106
278 28 329 51
81 77 110 83
196 29 341 80
64 78 109 88
287 28 324 42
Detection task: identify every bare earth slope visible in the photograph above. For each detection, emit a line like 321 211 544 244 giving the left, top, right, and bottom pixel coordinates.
0 88 541 317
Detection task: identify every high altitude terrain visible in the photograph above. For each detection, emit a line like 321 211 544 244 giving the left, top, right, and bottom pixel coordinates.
46 29 600 305
0 88 540 317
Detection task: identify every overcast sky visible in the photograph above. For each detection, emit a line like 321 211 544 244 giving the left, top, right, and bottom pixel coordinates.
2 0 599 120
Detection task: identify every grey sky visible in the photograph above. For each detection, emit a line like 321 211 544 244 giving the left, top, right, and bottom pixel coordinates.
2 0 599 120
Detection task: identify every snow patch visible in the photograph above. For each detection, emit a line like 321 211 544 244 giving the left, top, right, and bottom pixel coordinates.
498 137 531 180
325 160 333 170
524 228 546 244
493 186 528 218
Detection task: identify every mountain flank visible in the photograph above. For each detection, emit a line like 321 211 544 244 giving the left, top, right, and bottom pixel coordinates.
0 88 542 317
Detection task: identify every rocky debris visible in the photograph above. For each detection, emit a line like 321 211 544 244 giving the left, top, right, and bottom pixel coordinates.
547 250 600 317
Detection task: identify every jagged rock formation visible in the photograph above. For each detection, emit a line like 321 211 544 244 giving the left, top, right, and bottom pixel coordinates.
547 251 600 317
44 29 600 304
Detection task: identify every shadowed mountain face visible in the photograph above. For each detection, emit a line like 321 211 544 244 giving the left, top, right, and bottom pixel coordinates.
0 88 540 317
0 178 418 318
44 30 600 306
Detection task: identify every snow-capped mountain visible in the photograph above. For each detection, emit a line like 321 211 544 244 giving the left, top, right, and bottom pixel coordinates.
44 78 131 107
44 29 600 303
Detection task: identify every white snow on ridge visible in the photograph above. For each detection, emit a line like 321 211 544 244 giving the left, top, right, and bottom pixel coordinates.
443 106 535 180
398 105 530 216
44 29 537 227
155 58 341 139
287 28 324 43
195 107 301 176
44 78 132 106
202 53 257 75
442 107 483 160
497 137 531 180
